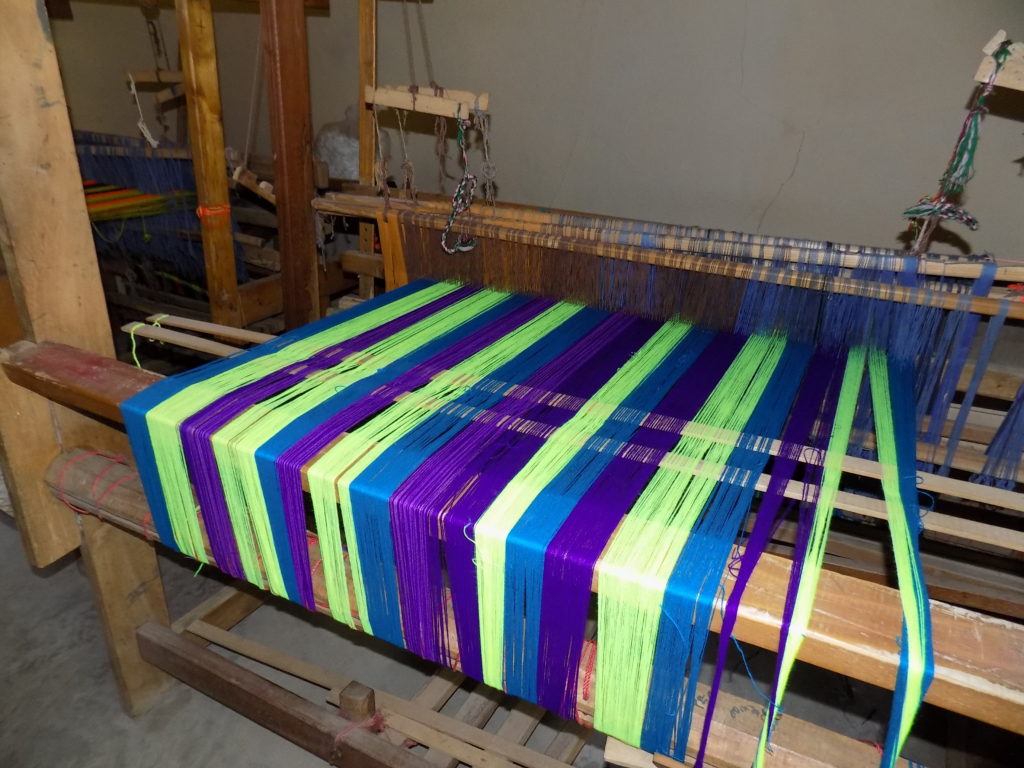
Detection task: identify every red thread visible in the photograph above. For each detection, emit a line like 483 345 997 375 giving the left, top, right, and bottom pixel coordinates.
55 451 129 516
332 710 387 755
196 203 231 219
858 740 884 756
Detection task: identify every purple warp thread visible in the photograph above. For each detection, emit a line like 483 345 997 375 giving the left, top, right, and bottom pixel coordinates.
179 285 478 579
392 313 655 679
694 350 843 768
276 294 551 609
536 332 746 717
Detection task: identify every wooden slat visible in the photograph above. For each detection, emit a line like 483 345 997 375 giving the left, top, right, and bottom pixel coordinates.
238 263 356 325
366 85 490 120
144 315 276 345
341 250 385 279
261 0 321 328
45 449 1024 735
136 622 429 768
175 0 242 327
171 584 265 640
424 683 503 767
121 323 243 358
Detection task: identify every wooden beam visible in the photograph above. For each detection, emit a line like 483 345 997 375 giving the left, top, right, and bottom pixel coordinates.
81 517 173 715
0 0 125 564
260 0 321 328
175 0 242 327
357 0 378 298
136 622 429 768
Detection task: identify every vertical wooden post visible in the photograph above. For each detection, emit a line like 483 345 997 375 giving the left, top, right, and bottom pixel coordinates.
80 516 173 715
261 0 321 328
175 0 243 327
0 0 122 566
358 0 378 298
0 0 172 712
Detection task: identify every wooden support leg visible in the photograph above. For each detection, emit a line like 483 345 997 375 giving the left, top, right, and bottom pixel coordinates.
261 0 322 327
175 0 243 327
80 516 173 716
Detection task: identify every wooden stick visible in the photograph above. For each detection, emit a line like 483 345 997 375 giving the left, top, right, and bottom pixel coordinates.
144 314 276 345
366 85 490 120
120 322 242 358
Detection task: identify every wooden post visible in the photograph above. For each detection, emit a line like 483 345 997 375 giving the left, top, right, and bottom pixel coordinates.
175 0 243 327
0 0 173 713
261 0 321 328
357 0 378 299
0 0 125 565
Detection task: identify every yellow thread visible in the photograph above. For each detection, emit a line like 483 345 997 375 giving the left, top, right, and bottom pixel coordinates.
128 322 147 369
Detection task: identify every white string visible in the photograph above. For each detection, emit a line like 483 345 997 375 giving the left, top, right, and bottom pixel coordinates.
128 73 160 149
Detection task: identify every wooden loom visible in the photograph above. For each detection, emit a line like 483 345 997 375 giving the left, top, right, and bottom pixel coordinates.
3 3 1024 767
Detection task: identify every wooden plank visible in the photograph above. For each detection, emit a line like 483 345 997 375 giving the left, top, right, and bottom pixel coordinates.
975 42 1024 92
175 0 242 327
261 0 321 328
366 85 490 120
80 516 173 715
136 622 429 768
424 683 503 767
543 722 589 764
0 9 174 716
171 584 265 638
494 699 544 746
238 264 355 325
341 250 385 279
0 1 127 565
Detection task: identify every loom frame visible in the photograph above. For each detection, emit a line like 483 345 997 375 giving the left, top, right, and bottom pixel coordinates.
2 2 1024 766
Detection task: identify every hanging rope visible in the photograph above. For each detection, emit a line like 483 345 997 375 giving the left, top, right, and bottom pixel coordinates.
904 40 1013 255
474 106 497 206
395 109 417 201
372 107 392 220
440 115 478 254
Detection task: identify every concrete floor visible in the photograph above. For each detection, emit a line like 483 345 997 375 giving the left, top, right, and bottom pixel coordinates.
0 508 1017 767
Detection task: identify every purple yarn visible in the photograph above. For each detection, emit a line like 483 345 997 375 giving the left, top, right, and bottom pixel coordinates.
392 314 656 678
179 286 478 578
276 294 552 608
536 332 746 718
693 350 843 768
